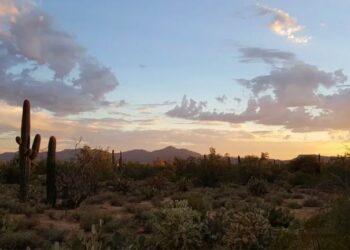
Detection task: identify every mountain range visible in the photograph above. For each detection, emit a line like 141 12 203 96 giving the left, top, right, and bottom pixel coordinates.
0 146 202 163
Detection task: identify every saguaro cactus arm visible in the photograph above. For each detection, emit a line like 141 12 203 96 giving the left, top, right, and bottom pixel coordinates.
29 134 41 160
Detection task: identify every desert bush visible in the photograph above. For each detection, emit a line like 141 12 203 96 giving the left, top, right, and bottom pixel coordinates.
0 162 20 184
287 201 302 209
222 205 271 250
247 177 268 196
147 200 202 249
37 226 67 243
0 231 42 249
146 175 168 191
16 217 38 231
273 198 350 249
122 163 163 180
109 196 124 207
303 198 323 207
1 215 17 233
266 207 294 228
76 146 115 180
268 195 284 206
56 160 97 208
78 207 112 232
186 194 212 214
288 155 320 174
56 146 119 208
0 197 37 215
288 172 316 187
84 192 115 205
177 177 193 192
111 177 134 194
201 208 230 247
291 193 304 199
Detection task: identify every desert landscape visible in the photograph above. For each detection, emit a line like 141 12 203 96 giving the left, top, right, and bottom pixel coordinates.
1 0 350 249
0 100 349 249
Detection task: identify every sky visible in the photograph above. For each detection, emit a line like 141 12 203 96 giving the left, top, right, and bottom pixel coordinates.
0 0 350 159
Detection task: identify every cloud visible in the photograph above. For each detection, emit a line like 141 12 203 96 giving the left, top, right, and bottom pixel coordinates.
0 0 18 17
167 47 350 132
0 0 118 115
238 47 296 65
138 101 177 109
234 97 241 104
216 94 227 103
256 4 311 44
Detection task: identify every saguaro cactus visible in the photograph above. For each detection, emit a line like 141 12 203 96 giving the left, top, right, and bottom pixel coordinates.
47 136 57 207
119 151 123 167
112 150 115 165
16 99 41 202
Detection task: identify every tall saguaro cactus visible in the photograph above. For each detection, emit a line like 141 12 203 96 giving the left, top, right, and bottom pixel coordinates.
112 150 115 165
47 136 57 207
119 151 123 168
16 99 41 202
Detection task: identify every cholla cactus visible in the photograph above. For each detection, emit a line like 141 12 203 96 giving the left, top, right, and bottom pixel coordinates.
149 200 202 249
223 206 271 250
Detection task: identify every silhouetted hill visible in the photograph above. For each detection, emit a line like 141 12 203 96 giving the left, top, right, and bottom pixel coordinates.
0 146 201 164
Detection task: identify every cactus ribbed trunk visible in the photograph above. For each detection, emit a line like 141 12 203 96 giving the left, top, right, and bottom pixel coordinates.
112 150 115 165
119 151 123 168
16 100 41 202
47 136 57 207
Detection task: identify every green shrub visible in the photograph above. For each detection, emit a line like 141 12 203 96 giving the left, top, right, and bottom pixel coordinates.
247 177 268 196
147 200 202 249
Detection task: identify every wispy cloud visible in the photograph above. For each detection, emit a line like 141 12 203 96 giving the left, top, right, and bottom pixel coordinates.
256 4 311 44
